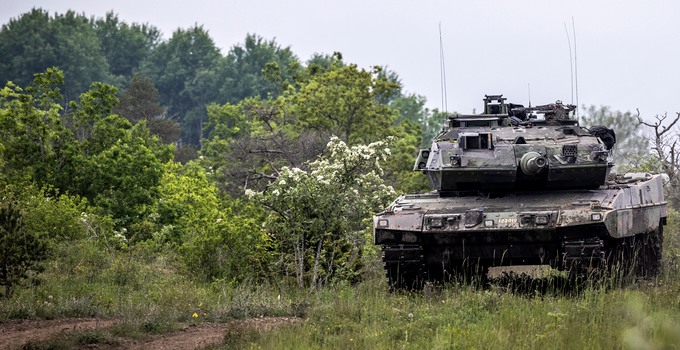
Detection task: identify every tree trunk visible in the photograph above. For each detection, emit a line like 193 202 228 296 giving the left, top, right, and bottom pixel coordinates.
310 237 324 291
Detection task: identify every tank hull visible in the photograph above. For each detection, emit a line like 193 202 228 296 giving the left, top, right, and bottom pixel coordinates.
374 174 667 289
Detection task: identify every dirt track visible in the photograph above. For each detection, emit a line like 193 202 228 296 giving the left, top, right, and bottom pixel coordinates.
0 317 301 349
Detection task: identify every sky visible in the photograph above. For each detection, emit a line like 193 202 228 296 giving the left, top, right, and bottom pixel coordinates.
2 0 680 119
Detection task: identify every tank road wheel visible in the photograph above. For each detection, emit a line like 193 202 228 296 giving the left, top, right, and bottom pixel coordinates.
382 245 426 291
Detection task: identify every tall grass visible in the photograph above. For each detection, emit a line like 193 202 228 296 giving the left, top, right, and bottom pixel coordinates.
2 210 680 349
234 270 680 350
226 214 680 349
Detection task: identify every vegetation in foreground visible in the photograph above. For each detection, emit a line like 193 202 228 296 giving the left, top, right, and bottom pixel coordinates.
3 225 680 349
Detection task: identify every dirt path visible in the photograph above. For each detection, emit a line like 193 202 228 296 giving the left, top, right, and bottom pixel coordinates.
124 317 301 350
0 318 118 349
0 317 301 350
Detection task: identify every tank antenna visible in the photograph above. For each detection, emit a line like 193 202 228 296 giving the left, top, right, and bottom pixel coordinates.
572 17 579 117
527 83 532 107
439 22 448 112
564 22 574 105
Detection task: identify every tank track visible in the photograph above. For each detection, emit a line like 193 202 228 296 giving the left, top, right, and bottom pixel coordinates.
382 244 427 290
381 223 663 290
561 223 664 281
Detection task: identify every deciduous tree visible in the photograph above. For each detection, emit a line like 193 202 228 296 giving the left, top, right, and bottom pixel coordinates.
637 112 680 209
249 137 395 289
141 25 222 145
0 9 110 100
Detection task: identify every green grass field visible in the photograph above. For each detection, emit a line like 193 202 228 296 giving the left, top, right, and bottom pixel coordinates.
3 220 680 349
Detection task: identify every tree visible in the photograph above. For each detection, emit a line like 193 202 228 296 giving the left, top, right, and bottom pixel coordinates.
221 34 301 103
93 12 160 82
295 64 399 144
0 67 77 190
140 25 222 145
249 137 395 289
637 112 680 209
113 74 180 144
152 161 269 282
383 120 429 194
0 9 110 100
82 119 173 233
0 197 48 298
202 62 426 196
201 96 329 195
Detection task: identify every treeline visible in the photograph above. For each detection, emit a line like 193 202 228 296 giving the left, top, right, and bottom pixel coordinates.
0 9 449 297
0 8 446 152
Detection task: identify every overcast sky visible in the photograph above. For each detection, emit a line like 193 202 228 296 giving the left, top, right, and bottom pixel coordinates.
2 0 679 119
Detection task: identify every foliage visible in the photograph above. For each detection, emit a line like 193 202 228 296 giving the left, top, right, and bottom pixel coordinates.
0 69 174 237
140 25 222 145
86 121 173 233
113 74 164 122
0 9 110 100
0 68 74 189
179 202 270 284
249 137 395 289
202 96 328 195
153 161 270 282
221 34 301 103
16 186 88 242
113 73 179 144
202 63 423 196
295 64 399 144
383 120 429 194
156 161 222 245
0 196 48 298
93 12 160 81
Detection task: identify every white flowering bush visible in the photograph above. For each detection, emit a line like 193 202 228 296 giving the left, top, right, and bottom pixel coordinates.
250 136 395 289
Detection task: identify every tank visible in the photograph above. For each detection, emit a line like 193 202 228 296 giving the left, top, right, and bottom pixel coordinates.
374 95 667 289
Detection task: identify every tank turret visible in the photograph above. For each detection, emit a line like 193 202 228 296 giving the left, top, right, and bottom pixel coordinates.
415 95 613 193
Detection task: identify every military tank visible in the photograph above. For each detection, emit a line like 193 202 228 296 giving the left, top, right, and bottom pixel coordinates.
374 95 667 289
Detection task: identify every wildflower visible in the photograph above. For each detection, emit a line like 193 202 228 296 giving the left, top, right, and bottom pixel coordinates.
192 312 198 318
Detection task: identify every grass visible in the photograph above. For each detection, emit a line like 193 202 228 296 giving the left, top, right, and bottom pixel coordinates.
2 214 680 349
230 272 680 350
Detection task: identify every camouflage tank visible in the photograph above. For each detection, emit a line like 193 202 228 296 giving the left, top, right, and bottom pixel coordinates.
374 95 667 289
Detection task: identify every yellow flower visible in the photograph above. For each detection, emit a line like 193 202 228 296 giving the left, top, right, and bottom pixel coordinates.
192 312 198 318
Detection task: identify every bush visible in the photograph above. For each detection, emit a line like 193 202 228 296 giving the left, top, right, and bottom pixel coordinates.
0 197 48 298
